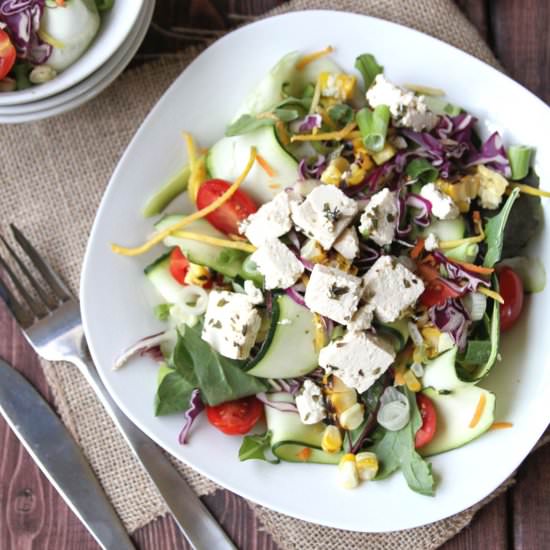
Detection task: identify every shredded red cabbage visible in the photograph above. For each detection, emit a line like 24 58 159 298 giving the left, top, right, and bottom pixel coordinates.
433 251 490 292
0 0 52 65
464 131 512 177
297 154 326 180
429 298 470 351
285 285 306 307
178 389 204 445
405 193 432 227
396 194 412 236
256 392 298 412
290 114 322 133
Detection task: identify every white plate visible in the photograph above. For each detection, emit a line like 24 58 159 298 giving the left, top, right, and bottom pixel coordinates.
0 1 154 123
0 0 143 106
81 11 550 532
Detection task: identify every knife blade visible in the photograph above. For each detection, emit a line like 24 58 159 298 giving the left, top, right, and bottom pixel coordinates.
0 358 134 550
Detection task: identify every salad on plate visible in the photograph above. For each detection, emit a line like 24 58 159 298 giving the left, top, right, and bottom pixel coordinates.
0 0 113 90
112 47 548 495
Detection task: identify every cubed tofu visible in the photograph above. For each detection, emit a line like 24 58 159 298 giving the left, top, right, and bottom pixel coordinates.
362 256 425 323
318 331 396 393
358 188 398 246
201 290 261 360
346 303 375 332
333 226 359 260
420 183 459 220
244 280 264 305
424 232 439 252
239 191 292 246
295 380 327 424
291 185 358 250
304 264 362 324
249 237 304 290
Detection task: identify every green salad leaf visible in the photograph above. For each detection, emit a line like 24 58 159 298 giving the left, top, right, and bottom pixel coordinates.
155 370 195 416
483 187 520 267
355 53 383 90
239 430 279 464
154 303 171 321
328 104 354 125
370 388 435 496
225 108 301 137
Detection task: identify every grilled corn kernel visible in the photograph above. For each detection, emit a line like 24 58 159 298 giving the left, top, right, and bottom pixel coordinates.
346 163 366 185
184 263 211 287
356 452 379 481
403 369 422 392
372 143 396 165
321 425 343 454
319 72 357 101
337 454 360 489
328 390 357 415
421 326 442 350
301 239 326 264
313 313 328 351
320 157 350 185
339 403 365 430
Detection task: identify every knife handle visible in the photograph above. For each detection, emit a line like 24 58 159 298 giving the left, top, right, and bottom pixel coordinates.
74 355 236 550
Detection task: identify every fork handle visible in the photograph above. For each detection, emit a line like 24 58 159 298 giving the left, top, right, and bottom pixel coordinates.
73 356 236 550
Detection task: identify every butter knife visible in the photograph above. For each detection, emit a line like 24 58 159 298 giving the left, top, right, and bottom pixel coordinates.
0 358 135 550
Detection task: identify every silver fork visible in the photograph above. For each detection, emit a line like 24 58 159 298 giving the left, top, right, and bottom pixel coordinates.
0 224 236 550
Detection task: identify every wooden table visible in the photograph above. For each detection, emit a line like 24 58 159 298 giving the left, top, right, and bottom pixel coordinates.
1 1 549 548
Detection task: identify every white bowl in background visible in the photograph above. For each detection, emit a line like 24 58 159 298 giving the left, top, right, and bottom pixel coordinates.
0 0 143 107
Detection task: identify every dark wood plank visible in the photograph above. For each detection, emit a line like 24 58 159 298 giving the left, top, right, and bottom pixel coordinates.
489 0 550 103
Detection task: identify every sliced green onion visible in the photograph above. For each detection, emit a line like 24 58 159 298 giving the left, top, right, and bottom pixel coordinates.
508 145 534 181
356 105 390 153
406 158 438 183
404 83 445 97
354 53 383 90
424 96 462 116
142 165 190 218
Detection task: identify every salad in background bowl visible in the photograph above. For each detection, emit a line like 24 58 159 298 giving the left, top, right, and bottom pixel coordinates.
112 47 549 496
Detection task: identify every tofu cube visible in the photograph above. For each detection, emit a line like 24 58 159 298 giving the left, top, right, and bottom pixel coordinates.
346 303 375 332
358 188 398 246
333 226 359 260
239 192 292 246
249 237 304 290
318 331 396 393
304 264 362 324
362 255 425 323
295 380 327 424
420 183 459 220
201 290 261 360
291 185 358 250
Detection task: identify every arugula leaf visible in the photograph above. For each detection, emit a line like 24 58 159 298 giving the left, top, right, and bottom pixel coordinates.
370 389 435 496
155 370 195 416
239 430 279 464
171 330 198 385
328 104 354 125
178 325 268 406
483 187 520 267
225 115 275 137
355 53 383 90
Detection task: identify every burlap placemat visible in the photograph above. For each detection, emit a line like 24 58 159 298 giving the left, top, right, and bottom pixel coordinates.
0 1 545 548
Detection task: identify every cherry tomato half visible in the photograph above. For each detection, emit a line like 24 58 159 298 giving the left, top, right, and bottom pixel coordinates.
498 266 524 332
415 393 437 449
420 280 461 308
0 30 16 81
206 396 264 435
196 179 258 235
169 247 189 285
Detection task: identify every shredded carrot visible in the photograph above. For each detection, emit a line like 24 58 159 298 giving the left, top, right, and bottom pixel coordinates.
448 258 494 275
295 46 334 71
56 0 65 5
256 153 277 177
172 231 256 253
478 286 505 304
269 183 282 190
297 447 312 461
469 393 487 428
410 238 425 260
275 120 290 145
290 121 357 143
489 422 513 431
111 147 257 256
508 183 550 199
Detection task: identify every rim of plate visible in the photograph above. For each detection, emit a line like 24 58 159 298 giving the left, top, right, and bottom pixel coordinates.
81 10 550 532
0 1 155 123
0 0 144 107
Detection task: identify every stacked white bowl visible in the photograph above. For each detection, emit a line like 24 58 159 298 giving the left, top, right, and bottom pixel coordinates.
0 0 154 123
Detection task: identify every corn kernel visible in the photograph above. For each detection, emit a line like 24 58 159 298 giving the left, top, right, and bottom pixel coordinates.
346 163 366 185
321 425 343 454
319 72 357 101
337 454 360 489
328 390 357 415
421 326 442 350
372 143 396 165
313 313 328 351
320 157 350 185
355 452 379 481
403 369 421 392
339 403 365 430
326 375 353 393
184 263 211 287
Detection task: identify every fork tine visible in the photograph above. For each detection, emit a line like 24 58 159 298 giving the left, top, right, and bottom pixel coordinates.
0 235 57 310
0 249 46 318
0 273 34 328
10 224 71 302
